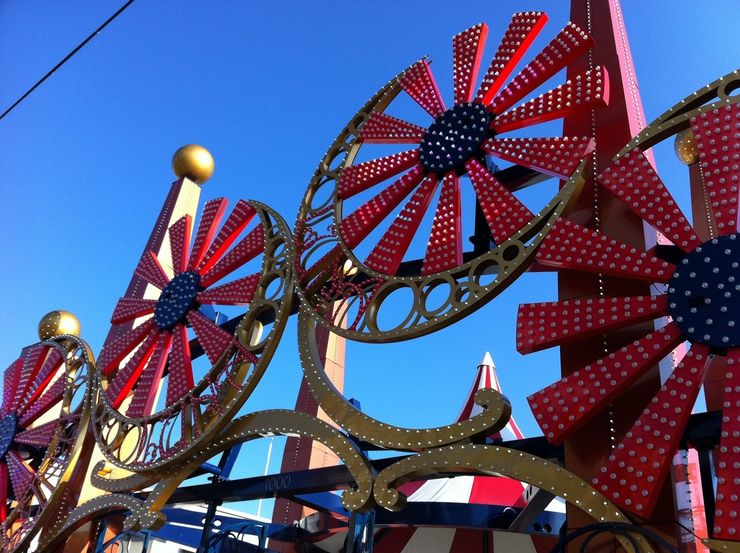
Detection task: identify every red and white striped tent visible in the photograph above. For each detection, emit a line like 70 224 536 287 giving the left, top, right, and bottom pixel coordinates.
306 353 563 553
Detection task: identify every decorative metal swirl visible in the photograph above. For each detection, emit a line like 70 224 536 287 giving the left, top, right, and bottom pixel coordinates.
93 201 293 471
298 307 512 450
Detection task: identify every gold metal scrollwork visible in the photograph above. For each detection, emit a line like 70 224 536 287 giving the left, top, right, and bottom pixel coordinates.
298 307 512 450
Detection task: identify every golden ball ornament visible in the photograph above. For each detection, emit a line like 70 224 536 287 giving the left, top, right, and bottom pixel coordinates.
172 144 215 184
674 128 699 165
38 310 81 341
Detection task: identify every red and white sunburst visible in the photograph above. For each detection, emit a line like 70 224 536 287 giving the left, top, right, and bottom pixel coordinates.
337 12 607 275
517 103 739 538
98 197 263 418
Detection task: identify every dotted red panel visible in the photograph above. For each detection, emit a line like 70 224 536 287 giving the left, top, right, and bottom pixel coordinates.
6 450 35 502
13 420 58 448
106 330 158 407
399 60 446 118
493 66 608 133
490 21 592 114
482 136 594 179
134 251 170 291
536 219 675 283
598 149 701 251
423 173 462 274
168 216 192 274
10 345 45 414
1 358 22 416
18 348 64 413
528 323 684 444
466 158 533 244
197 273 261 306
714 349 740 540
339 165 425 249
359 112 426 144
110 297 157 325
476 12 548 105
365 174 439 275
188 198 228 271
98 318 156 376
453 23 488 105
19 377 65 427
516 294 668 354
197 200 256 274
187 310 234 366
337 150 420 200
164 324 194 408
200 224 264 287
126 332 173 418
593 345 712 516
692 104 740 236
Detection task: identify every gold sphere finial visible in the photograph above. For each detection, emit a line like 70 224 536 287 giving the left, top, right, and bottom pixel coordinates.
38 310 81 341
172 144 215 184
674 129 699 165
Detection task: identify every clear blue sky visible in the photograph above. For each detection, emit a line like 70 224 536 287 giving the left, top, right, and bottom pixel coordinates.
1 1 738 511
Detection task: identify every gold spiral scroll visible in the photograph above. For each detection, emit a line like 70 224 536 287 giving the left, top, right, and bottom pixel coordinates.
373 444 655 553
298 307 513 450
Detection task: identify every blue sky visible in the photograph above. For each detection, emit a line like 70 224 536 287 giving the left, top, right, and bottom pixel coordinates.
1 1 738 512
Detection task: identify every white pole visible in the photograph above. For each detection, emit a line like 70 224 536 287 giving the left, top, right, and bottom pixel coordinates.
256 438 274 518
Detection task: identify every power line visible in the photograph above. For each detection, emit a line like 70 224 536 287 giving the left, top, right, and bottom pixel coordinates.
0 0 136 123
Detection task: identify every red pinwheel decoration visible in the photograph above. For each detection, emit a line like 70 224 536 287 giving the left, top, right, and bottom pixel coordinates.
517 103 740 538
338 12 607 275
98 198 264 418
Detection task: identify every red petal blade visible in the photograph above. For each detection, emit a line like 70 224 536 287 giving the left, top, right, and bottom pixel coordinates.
0 462 7 521
359 113 426 144
337 150 421 200
598 149 701 251
187 310 234 365
1 358 23 416
197 200 256 274
165 324 194 407
197 273 261 306
517 294 668 354
105 330 159 408
476 12 548 105
453 23 489 105
169 215 192 274
14 420 58 447
493 66 608 133
200 225 265 287
6 450 35 502
17 348 63 415
422 173 462 274
537 219 676 283
490 21 593 114
529 323 684 444
692 104 740 235
466 158 533 244
188 198 229 271
125 332 173 418
98 319 157 376
365 174 439 274
399 60 446 117
714 348 740 540
134 251 170 290
19 377 65 427
339 165 425 249
593 345 712 516
482 136 594 179
10 345 46 413
110 297 157 325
